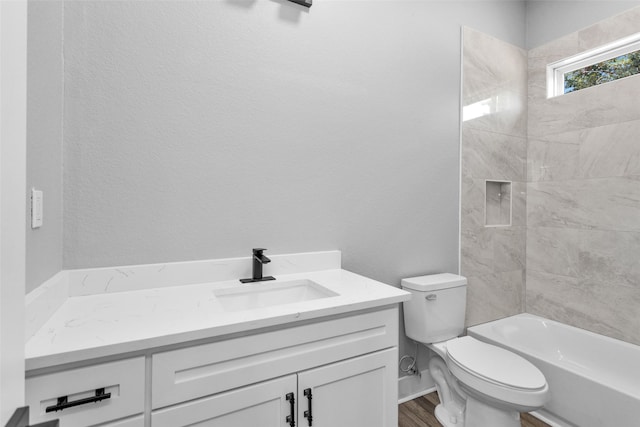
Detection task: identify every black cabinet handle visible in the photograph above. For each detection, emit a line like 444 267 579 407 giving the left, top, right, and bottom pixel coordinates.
45 388 111 413
285 392 295 427
303 388 313 426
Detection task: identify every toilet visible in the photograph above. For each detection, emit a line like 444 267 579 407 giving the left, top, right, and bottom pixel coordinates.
401 273 548 427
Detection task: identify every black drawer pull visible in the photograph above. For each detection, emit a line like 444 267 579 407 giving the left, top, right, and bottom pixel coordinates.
285 392 295 427
45 388 111 413
303 388 313 426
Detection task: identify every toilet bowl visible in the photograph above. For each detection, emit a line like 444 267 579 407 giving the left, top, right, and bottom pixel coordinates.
401 274 548 427
432 337 548 427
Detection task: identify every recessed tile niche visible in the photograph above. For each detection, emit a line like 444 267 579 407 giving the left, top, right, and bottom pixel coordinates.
485 180 512 227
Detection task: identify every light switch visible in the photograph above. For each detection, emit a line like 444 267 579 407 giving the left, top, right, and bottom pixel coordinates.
31 188 43 229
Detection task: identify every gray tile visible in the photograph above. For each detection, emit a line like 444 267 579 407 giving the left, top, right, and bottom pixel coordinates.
462 28 527 137
527 226 580 277
526 269 580 325
528 75 640 140
463 90 527 137
526 269 640 346
527 180 585 229
463 27 527 104
526 224 640 289
526 56 548 106
528 138 580 182
460 176 485 230
528 34 587 109
579 120 640 178
462 127 526 181
493 226 526 273
527 176 640 232
528 97 584 140
511 181 527 227
465 270 524 327
528 32 580 62
460 226 494 277
578 229 640 288
578 7 640 52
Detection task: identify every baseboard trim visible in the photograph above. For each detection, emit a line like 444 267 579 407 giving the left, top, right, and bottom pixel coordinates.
398 386 437 404
398 368 436 404
529 410 568 427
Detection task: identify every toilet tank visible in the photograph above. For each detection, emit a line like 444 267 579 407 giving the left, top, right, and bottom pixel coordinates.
401 274 467 344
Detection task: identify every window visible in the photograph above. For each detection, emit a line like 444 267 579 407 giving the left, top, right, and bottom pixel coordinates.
547 32 640 98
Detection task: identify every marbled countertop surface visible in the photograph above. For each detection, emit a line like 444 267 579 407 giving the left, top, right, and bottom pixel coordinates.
26 269 410 371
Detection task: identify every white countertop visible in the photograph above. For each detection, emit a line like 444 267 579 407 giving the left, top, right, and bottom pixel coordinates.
26 269 410 371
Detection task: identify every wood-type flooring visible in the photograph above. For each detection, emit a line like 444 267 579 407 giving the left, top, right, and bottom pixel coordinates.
399 392 551 427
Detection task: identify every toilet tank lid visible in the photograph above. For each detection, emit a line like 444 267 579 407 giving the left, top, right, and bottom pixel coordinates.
401 273 467 291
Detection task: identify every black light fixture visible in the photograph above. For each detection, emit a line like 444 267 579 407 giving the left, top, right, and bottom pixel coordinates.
288 0 312 7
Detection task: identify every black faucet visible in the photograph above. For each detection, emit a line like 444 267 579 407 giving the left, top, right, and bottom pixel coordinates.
240 248 276 283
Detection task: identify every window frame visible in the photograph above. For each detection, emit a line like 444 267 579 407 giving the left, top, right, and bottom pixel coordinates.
546 32 640 98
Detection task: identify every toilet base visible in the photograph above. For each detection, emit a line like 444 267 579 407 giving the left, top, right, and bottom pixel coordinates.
434 404 463 427
464 395 521 427
429 355 465 426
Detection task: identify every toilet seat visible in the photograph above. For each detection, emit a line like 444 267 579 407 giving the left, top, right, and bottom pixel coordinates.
445 336 548 409
446 336 546 391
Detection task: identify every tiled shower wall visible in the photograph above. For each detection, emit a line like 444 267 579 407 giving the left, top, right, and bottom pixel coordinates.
460 28 528 327
526 7 640 345
462 7 640 344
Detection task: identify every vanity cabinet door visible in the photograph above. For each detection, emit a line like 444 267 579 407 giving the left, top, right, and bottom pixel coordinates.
151 374 297 427
297 348 398 427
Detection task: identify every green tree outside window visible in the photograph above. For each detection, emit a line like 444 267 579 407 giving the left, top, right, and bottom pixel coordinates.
564 50 640 93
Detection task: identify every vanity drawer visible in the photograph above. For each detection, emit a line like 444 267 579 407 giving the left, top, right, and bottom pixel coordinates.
152 307 398 409
26 357 145 427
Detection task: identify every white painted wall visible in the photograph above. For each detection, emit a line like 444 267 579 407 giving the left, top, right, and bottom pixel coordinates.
0 0 27 422
26 0 64 294
526 0 640 48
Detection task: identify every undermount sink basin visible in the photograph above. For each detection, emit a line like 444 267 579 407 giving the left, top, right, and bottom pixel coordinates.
214 279 339 312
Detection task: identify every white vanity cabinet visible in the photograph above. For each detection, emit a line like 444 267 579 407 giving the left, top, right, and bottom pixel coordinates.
26 307 400 427
151 307 399 427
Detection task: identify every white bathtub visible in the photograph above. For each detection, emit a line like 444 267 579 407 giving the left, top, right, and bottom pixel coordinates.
467 313 640 427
